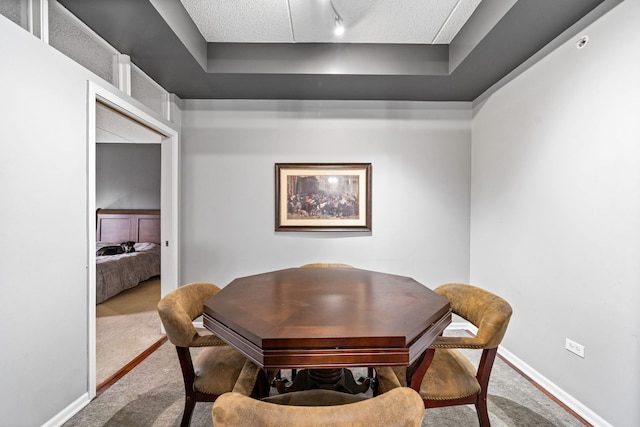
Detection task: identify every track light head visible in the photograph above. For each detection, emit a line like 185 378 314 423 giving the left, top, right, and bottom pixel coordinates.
334 17 345 36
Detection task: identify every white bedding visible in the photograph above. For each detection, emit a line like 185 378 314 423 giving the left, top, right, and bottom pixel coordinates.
96 242 161 304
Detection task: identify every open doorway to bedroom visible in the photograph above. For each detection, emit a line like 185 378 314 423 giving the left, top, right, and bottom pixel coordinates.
94 112 164 388
87 82 180 398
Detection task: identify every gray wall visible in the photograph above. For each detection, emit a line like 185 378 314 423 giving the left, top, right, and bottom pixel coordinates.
180 100 472 287
96 143 161 209
470 1 640 425
0 15 94 426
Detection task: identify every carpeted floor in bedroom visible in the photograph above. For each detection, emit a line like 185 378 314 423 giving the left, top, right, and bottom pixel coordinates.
96 276 164 387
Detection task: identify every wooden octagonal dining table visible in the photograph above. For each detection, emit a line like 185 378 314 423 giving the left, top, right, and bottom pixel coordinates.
203 267 451 394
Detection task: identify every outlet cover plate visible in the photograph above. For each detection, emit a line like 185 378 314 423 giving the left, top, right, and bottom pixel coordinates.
566 338 585 358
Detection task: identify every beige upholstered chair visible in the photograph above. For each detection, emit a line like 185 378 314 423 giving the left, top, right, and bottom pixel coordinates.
157 282 270 427
300 263 353 268
376 283 513 427
212 361 425 427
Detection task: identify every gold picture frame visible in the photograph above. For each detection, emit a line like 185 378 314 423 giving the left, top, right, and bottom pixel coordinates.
275 163 372 232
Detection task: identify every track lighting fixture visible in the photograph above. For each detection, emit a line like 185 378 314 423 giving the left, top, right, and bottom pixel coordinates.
330 0 344 36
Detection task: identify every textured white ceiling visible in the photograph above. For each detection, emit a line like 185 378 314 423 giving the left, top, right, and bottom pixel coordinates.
180 0 482 44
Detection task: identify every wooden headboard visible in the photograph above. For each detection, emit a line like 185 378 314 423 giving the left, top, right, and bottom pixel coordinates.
96 209 161 244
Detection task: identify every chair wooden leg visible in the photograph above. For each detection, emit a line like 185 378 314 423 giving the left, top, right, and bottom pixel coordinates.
181 396 196 427
175 347 198 427
476 396 491 427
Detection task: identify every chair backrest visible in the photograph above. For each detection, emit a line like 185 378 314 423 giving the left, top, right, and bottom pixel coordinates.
300 263 353 268
157 282 220 348
434 283 512 349
212 387 424 427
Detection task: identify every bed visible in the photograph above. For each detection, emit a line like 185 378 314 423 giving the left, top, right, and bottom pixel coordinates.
96 209 161 304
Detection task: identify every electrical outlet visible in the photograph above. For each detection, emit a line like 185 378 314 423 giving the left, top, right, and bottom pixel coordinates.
565 338 585 358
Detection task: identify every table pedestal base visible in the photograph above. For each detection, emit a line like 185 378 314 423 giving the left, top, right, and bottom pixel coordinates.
275 368 371 395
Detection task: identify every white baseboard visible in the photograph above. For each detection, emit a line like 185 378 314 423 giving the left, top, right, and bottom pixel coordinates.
497 346 612 427
445 321 471 331
446 323 612 427
41 393 91 427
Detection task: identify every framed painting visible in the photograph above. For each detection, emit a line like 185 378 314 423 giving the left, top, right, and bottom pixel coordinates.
275 163 372 232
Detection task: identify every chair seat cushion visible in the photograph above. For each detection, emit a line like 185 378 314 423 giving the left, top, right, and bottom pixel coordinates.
193 345 248 395
263 389 367 406
419 349 481 400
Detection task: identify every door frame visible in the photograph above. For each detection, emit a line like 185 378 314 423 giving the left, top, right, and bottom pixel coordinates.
86 81 180 397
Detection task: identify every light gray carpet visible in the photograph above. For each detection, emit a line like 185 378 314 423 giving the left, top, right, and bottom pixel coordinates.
65 330 587 427
96 277 163 385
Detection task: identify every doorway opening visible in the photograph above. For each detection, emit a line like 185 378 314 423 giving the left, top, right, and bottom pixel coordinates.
95 105 164 390
87 82 180 399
